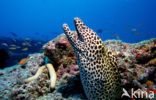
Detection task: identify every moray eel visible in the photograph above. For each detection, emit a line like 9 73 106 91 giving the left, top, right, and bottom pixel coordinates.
63 18 121 100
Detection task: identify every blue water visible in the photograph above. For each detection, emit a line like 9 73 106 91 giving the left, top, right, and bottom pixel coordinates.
0 0 156 43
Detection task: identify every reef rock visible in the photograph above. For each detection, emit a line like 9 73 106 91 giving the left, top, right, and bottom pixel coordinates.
43 33 77 71
43 34 156 99
0 33 156 100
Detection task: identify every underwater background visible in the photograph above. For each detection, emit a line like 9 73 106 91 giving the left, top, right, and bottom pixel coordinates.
0 0 156 99
1 0 156 67
0 0 156 42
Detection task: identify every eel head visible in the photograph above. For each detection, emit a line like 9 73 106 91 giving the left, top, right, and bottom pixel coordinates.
63 18 105 60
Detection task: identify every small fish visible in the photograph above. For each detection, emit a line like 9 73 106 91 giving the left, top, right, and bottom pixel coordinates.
138 24 144 26
9 47 16 50
18 58 28 65
132 28 136 31
136 33 140 36
1 43 8 46
22 43 26 46
104 30 108 33
10 32 17 37
16 46 21 49
22 48 28 51
27 43 32 46
115 34 120 39
10 44 16 47
34 44 38 46
37 42 42 44
125 29 129 31
28 42 31 45
8 51 13 55
127 24 131 27
111 33 114 37
22 42 29 46
12 39 16 42
25 38 30 40
97 29 103 33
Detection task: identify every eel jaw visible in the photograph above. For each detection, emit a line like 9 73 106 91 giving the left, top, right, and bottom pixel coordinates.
74 17 86 42
63 23 85 52
63 17 104 54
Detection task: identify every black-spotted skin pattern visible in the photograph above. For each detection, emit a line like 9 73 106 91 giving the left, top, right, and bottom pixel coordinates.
63 18 121 100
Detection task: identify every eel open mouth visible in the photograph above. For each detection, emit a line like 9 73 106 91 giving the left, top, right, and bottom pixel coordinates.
63 18 87 52
74 17 86 42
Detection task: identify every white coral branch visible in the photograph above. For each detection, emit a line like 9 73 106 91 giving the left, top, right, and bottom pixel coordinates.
25 65 46 82
25 63 57 89
47 63 57 88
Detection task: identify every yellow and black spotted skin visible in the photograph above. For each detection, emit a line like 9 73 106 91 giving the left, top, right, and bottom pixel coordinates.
63 18 121 100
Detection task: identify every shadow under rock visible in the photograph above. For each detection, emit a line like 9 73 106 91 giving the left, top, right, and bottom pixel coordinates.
57 74 87 99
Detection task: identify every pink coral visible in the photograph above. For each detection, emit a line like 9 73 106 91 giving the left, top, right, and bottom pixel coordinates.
47 41 55 50
57 64 79 79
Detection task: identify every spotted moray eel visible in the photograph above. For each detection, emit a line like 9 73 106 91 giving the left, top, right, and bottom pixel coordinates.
63 18 121 100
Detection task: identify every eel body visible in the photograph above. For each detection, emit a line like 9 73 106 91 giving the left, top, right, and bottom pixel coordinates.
63 18 121 100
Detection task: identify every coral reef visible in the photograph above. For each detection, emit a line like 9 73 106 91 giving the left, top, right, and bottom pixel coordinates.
43 33 77 74
103 39 156 86
0 32 155 99
0 37 46 66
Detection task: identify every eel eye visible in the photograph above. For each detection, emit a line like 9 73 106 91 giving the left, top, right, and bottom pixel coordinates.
82 27 85 30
